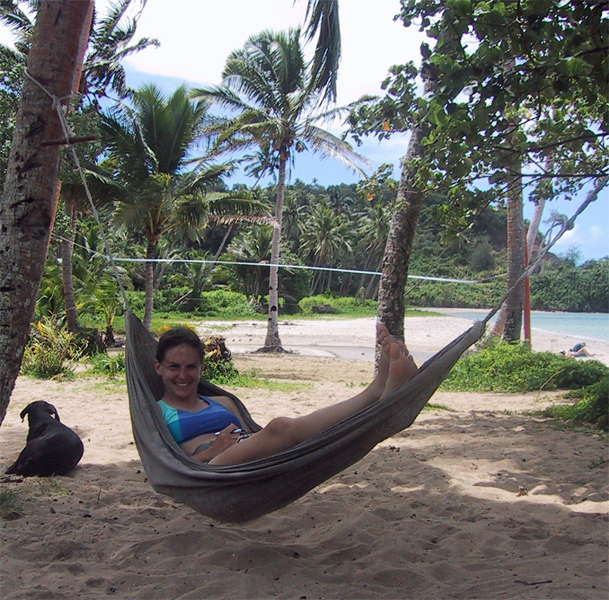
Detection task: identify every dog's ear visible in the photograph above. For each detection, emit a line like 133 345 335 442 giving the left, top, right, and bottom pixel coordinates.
19 404 31 421
49 404 60 422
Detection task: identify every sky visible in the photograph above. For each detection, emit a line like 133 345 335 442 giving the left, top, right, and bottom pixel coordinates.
1 0 607 262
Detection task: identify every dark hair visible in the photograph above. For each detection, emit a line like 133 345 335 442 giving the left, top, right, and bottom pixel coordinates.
156 327 205 363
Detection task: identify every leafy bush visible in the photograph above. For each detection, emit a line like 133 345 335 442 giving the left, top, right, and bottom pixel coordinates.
443 342 609 393
154 286 194 313
541 377 609 428
21 318 81 379
299 294 377 315
88 352 126 378
125 291 146 313
198 290 257 318
203 359 240 385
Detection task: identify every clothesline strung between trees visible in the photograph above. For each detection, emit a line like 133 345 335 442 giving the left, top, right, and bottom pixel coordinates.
50 232 506 286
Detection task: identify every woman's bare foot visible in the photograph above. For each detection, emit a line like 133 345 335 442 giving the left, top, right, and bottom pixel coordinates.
368 324 398 398
381 341 419 398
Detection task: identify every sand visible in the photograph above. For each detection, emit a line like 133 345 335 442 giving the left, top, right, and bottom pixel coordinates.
1 314 608 600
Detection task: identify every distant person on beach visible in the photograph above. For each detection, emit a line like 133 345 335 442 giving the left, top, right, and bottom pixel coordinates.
154 324 418 465
566 342 590 358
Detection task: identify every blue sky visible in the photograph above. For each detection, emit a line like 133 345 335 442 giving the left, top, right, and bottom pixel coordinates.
2 0 607 261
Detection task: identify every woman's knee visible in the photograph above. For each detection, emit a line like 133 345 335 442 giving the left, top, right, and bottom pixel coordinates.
264 416 300 444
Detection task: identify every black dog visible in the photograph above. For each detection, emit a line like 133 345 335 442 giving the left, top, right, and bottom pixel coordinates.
5 401 84 477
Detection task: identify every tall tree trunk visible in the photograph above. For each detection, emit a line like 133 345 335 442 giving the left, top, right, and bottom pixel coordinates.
61 196 80 332
0 0 93 426
262 149 286 351
144 236 157 330
502 159 526 341
377 124 426 341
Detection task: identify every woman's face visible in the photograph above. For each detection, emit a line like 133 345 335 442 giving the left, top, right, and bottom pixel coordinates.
155 344 202 403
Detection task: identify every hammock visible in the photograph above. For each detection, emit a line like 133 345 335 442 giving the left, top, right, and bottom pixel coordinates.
126 310 486 523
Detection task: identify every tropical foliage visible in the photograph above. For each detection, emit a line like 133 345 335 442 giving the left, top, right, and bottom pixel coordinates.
99 83 268 328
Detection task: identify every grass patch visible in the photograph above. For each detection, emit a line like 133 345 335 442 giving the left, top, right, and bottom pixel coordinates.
228 370 310 392
424 403 452 411
589 456 608 469
0 490 23 521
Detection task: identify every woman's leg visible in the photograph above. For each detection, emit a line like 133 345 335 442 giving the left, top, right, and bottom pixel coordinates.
210 332 418 466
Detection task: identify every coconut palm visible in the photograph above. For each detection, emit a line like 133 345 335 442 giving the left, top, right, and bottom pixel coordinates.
192 29 367 351
357 202 392 298
0 0 93 425
299 201 353 294
100 84 268 329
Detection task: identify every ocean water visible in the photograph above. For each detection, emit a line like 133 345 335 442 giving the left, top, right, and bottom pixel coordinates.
436 309 609 343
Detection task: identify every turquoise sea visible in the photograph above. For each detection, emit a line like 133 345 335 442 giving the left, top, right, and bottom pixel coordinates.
436 309 609 343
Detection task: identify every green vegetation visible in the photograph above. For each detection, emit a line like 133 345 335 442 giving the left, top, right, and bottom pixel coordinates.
20 318 81 379
443 342 609 428
540 378 609 429
88 352 126 378
443 343 608 393
0 489 23 521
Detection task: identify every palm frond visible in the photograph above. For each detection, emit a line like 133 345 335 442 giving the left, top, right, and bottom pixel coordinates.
304 0 341 103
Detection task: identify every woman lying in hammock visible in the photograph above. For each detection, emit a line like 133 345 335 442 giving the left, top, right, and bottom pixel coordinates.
154 325 418 466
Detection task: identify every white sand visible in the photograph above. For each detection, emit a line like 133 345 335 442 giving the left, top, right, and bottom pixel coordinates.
0 316 607 599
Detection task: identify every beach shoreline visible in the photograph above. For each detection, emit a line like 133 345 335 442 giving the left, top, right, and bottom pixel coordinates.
196 313 609 367
1 315 607 599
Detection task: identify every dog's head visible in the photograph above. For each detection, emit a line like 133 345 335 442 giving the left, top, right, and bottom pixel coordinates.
20 401 60 423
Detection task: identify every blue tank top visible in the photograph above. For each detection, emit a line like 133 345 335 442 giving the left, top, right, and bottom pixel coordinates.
158 396 240 445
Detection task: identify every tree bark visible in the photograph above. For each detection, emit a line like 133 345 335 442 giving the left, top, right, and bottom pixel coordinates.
144 235 157 330
261 149 286 351
0 0 93 426
377 124 426 341
502 161 526 341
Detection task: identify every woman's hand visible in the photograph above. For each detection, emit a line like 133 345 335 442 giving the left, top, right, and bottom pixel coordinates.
191 425 241 462
211 425 242 453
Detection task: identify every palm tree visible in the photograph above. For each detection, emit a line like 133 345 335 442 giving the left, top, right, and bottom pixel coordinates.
226 225 274 301
300 201 353 294
192 29 367 351
0 0 158 102
357 202 391 298
100 84 267 329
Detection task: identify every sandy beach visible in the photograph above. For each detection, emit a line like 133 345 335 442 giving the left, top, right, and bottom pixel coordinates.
1 314 608 599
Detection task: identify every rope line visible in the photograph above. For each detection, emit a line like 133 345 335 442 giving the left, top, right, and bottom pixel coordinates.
49 232 502 285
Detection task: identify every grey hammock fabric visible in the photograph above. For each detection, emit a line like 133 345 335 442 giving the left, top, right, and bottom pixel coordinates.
126 310 485 523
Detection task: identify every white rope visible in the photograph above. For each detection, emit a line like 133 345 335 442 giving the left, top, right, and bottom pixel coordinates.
107 257 481 284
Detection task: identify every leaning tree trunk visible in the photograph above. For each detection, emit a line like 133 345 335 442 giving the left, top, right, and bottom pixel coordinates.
261 149 286 351
0 0 94 426
377 123 426 342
